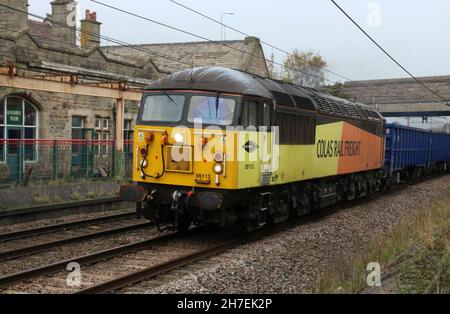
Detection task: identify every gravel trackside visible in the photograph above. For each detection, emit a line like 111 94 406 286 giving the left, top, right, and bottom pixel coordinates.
146 175 450 294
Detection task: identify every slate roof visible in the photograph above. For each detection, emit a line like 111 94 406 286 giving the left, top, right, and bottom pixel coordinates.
28 19 52 44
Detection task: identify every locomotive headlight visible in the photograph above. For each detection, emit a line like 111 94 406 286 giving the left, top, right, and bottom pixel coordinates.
173 132 184 144
213 163 223 174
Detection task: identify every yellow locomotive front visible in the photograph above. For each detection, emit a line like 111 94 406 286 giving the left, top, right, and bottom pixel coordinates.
132 91 239 190
122 82 273 230
132 90 243 227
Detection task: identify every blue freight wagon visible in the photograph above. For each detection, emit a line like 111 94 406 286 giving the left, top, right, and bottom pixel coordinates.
384 123 450 183
431 132 450 166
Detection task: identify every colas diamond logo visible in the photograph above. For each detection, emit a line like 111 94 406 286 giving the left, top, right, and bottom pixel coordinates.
243 140 258 153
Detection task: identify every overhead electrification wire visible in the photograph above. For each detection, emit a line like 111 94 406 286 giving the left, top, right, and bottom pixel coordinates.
170 0 450 109
168 0 353 83
330 0 449 105
90 0 339 85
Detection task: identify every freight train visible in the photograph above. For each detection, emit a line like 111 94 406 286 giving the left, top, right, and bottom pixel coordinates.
120 67 450 231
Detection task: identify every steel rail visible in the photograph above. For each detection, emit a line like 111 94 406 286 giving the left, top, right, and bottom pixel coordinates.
0 212 137 243
0 221 154 261
0 231 181 287
74 240 238 294
0 197 121 220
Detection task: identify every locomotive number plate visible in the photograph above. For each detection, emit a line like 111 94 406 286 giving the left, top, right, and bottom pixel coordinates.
195 173 211 184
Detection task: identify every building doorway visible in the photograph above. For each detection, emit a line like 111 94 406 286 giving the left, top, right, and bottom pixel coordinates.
0 96 39 183
6 128 22 181
71 116 93 178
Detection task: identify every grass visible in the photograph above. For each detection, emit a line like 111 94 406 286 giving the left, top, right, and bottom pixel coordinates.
86 191 98 199
70 191 82 201
316 191 450 294
32 193 51 205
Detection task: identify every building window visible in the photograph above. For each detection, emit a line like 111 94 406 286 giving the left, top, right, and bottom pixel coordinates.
71 116 86 138
71 116 87 158
0 96 39 163
94 117 110 157
72 116 84 129
124 119 133 141
95 117 101 130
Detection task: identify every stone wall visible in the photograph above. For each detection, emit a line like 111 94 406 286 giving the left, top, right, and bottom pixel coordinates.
102 37 270 77
0 87 139 139
342 76 450 105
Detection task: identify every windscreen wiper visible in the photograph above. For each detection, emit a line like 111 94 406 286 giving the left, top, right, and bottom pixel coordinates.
163 93 179 107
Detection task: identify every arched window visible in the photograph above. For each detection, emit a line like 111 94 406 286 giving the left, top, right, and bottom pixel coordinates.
0 96 39 163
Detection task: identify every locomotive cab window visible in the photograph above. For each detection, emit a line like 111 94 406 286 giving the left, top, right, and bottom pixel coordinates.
141 94 185 122
187 95 235 126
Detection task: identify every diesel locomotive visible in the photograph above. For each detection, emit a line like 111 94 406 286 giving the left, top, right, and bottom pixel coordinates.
120 66 391 231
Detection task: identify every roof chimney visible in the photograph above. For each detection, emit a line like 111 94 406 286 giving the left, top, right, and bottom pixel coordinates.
80 9 101 48
49 0 77 47
0 0 29 38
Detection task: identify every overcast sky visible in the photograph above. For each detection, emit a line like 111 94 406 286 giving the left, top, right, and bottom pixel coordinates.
28 0 450 83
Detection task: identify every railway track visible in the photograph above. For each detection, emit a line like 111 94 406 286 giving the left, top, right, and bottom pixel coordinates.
0 197 128 226
0 212 153 261
0 227 232 294
0 183 396 294
0 211 137 242
76 239 238 294
0 174 443 294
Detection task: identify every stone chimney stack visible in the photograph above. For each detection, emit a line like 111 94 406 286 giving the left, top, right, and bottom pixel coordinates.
49 0 77 47
0 0 29 38
80 9 101 49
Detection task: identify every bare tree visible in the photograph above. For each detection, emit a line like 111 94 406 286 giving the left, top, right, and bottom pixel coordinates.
280 49 327 88
267 52 279 80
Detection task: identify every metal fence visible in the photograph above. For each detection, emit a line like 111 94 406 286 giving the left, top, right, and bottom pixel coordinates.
0 139 134 185
124 140 134 180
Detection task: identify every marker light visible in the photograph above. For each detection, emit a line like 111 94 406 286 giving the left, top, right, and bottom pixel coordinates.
144 132 154 143
173 132 184 144
140 147 148 155
160 133 168 145
213 163 223 174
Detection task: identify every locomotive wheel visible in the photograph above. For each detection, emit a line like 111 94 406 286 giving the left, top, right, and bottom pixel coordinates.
271 200 290 224
243 214 268 232
296 193 311 216
176 217 192 232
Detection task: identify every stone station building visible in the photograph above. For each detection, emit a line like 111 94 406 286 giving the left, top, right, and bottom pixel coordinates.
0 0 269 182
